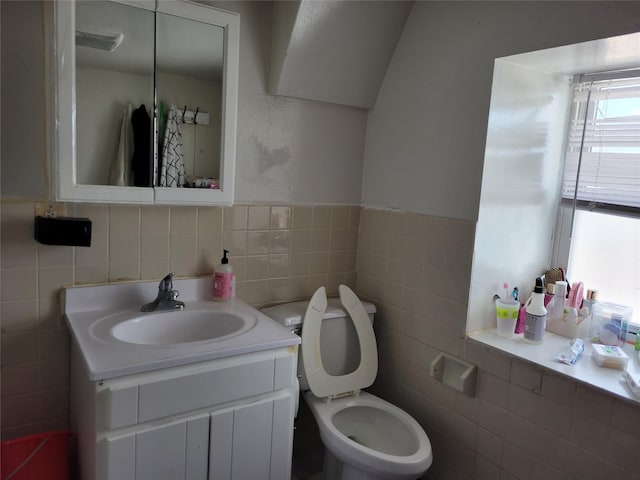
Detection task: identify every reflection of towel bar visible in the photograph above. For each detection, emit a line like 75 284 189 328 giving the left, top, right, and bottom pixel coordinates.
178 109 210 126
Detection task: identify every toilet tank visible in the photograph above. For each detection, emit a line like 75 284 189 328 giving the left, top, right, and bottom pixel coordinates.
261 298 376 391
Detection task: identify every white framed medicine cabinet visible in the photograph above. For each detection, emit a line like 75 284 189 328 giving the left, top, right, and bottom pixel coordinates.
54 0 239 205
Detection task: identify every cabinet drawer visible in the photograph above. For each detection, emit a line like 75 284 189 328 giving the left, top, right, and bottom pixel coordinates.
100 384 139 430
138 358 276 422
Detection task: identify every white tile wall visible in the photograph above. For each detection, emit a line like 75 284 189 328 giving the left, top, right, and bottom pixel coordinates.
0 201 359 440
2 202 640 480
358 207 640 480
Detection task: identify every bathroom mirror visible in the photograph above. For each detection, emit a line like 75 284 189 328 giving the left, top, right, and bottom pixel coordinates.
55 0 239 205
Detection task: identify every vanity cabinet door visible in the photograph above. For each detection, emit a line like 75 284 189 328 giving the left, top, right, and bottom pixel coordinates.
208 394 295 480
102 433 135 480
227 399 273 480
270 393 296 480
101 413 209 480
136 422 187 480
185 415 210 480
209 409 233 480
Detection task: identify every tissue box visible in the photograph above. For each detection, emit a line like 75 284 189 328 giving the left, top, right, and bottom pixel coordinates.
590 301 632 346
592 344 629 369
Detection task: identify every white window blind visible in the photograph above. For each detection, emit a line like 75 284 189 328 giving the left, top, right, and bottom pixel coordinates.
562 74 640 208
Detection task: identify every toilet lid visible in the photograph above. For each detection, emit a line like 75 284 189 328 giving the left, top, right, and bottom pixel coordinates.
301 285 378 399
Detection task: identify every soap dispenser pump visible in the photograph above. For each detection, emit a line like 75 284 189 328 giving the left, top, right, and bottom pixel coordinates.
524 277 547 343
213 249 234 301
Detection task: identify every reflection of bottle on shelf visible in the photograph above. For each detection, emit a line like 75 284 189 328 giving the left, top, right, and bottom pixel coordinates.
185 176 220 189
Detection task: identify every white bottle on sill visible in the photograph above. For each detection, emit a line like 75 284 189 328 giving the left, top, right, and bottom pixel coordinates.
548 280 567 321
524 277 547 344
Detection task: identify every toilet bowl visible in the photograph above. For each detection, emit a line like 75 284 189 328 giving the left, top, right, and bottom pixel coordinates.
262 285 433 480
305 391 432 480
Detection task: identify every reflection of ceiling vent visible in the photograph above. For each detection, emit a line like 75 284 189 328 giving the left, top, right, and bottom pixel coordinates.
76 31 124 52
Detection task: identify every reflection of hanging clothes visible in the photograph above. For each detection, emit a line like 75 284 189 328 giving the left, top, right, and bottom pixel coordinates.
157 102 166 151
132 104 151 187
160 105 185 188
155 102 166 185
110 104 133 186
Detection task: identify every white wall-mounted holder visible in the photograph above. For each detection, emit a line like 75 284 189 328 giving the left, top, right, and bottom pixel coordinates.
430 353 477 397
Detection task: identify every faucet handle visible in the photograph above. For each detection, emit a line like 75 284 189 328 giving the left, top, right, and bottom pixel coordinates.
159 273 175 292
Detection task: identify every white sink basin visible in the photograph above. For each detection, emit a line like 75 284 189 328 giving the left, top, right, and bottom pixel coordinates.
89 307 258 346
110 310 255 345
64 278 300 380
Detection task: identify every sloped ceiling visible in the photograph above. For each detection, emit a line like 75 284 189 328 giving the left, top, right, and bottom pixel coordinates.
269 0 414 109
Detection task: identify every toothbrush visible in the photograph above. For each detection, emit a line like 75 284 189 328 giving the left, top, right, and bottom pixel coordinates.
504 282 509 301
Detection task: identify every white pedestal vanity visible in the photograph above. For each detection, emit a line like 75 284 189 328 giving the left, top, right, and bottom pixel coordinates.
63 277 300 480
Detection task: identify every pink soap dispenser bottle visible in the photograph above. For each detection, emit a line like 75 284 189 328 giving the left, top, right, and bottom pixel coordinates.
213 249 234 301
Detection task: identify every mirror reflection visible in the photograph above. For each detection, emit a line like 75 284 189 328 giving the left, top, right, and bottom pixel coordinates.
74 1 225 190
75 1 154 187
155 12 224 189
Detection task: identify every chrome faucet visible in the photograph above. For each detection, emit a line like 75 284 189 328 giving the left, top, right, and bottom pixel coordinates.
141 273 185 312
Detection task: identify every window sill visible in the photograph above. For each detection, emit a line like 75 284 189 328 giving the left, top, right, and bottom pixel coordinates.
468 329 640 404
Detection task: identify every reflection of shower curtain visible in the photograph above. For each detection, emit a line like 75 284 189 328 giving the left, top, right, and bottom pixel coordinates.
110 104 133 186
160 105 185 188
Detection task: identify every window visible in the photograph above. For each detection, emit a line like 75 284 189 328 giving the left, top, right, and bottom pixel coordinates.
556 71 640 327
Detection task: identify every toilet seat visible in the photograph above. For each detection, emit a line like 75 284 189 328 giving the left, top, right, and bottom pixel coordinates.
301 285 378 399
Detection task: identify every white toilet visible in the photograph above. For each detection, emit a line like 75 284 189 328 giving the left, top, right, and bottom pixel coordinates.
262 285 432 480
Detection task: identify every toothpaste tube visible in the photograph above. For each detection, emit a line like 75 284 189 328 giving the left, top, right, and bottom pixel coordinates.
555 338 585 365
